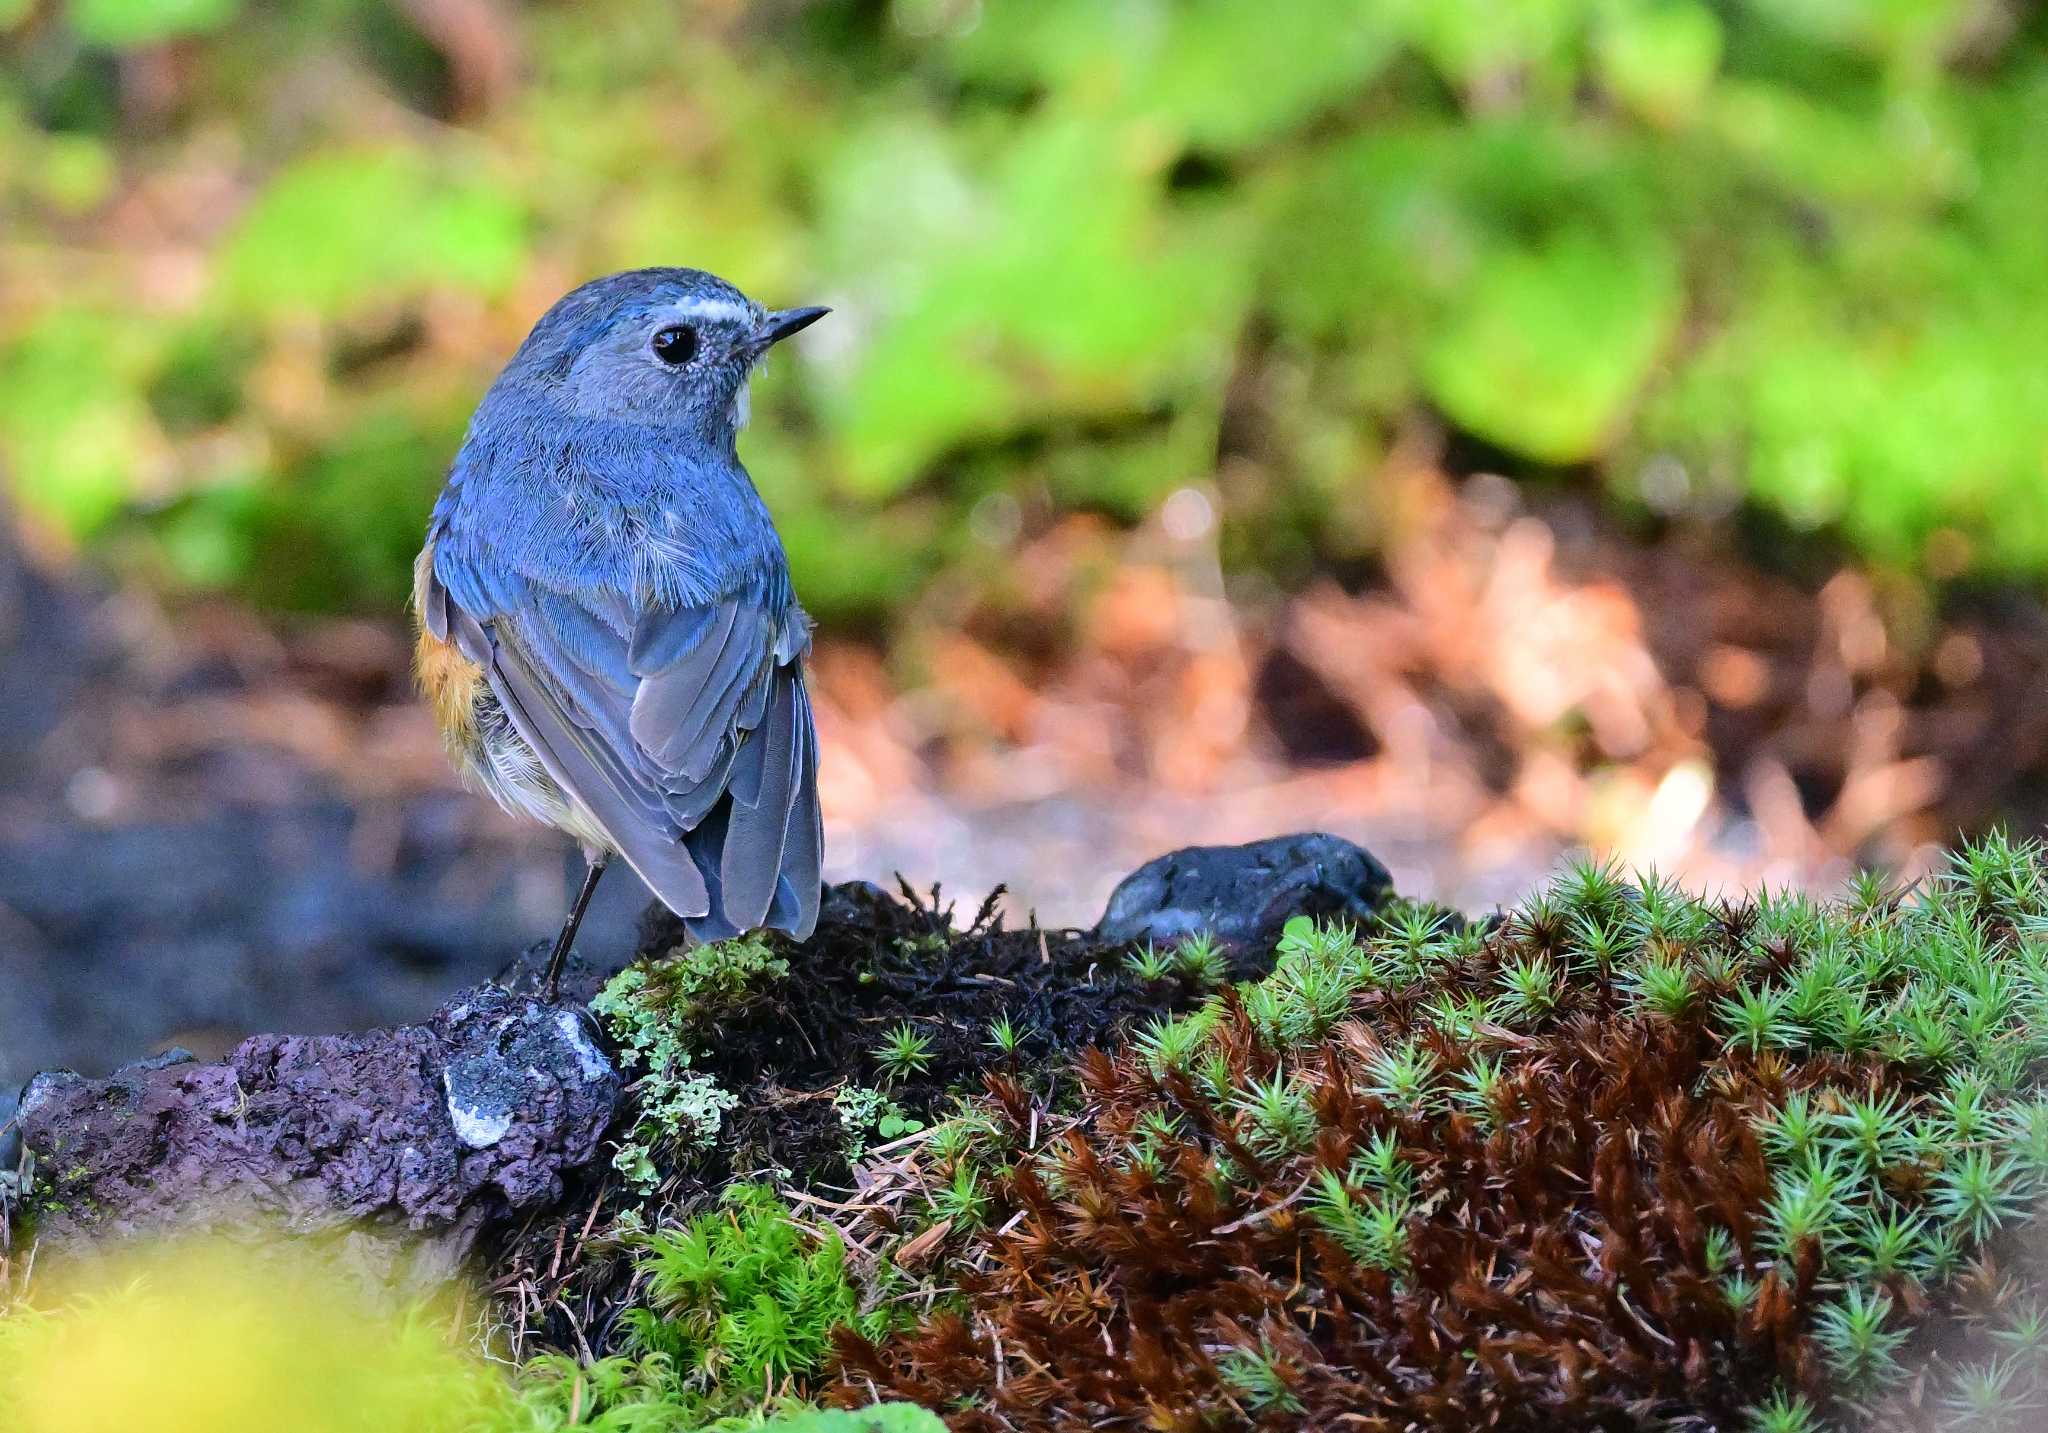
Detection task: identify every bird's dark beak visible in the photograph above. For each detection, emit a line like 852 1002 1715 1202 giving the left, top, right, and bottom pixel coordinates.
752 306 830 352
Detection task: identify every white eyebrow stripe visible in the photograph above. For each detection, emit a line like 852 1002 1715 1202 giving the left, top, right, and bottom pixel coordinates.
665 296 754 325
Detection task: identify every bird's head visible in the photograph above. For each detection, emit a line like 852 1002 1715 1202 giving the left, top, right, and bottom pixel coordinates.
499 267 828 441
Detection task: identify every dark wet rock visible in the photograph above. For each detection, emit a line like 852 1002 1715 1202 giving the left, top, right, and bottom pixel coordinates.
1095 832 1394 948
15 984 619 1247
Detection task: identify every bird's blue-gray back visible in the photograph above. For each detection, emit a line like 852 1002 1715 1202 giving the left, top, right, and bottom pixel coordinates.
420 281 821 940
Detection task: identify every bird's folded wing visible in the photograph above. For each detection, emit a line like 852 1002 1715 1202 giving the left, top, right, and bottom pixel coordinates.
425 554 820 938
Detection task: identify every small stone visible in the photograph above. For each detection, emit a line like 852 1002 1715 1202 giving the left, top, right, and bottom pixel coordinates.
1095 832 1393 949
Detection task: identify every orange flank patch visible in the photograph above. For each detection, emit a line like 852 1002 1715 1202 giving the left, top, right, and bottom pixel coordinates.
412 545 482 754
415 624 483 753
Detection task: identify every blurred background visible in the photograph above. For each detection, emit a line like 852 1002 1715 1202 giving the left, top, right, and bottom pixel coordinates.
3 0 2047 1096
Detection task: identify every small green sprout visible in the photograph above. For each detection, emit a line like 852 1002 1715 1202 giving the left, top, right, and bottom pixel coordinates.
1623 952 1696 1018
1762 1155 1849 1259
1923 1223 1969 1283
1819 990 1886 1055
1494 954 1561 1024
1308 1170 1410 1274
1933 1147 2027 1244
1216 1340 1305 1416
930 1163 989 1230
1813 1283 1907 1390
1703 1226 1739 1277
1850 1205 1931 1283
1758 1092 1824 1164
1891 985 1963 1068
1942 1356 2034 1427
1568 913 1629 976
1845 867 1893 921
1135 1006 1218 1076
1241 981 1292 1046
1175 931 1230 988
873 1021 935 1080
925 1119 974 1168
1124 944 1175 983
1781 948 1850 1031
1231 1072 1318 1157
1716 984 1801 1056
1285 958 1357 1037
1195 1047 1236 1105
1453 1052 1506 1125
1425 991 1491 1040
1992 1296 2048 1357
1745 1390 1822 1433
1722 1271 1761 1314
984 1015 1025 1057
1938 1072 1997 1143
1380 904 1450 983
1362 1039 1437 1114
1828 1089 1911 1171
1557 854 1628 919
1630 869 1709 945
1347 1127 1415 1199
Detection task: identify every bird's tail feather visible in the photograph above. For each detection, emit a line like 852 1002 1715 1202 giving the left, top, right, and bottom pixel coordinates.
681 666 822 943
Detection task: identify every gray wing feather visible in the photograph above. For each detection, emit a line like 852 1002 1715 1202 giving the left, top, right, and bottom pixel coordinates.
719 667 800 927
782 682 823 936
450 605 713 917
630 604 764 773
629 600 725 673
430 559 821 939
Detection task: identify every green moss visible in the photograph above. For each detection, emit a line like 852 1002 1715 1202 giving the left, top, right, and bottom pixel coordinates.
843 831 2048 1425
491 1188 905 1430
590 938 791 1192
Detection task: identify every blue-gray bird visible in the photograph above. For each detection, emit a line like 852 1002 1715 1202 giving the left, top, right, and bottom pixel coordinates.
413 268 828 999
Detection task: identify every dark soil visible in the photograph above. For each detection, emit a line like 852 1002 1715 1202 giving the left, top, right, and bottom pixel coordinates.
650 879 1258 1183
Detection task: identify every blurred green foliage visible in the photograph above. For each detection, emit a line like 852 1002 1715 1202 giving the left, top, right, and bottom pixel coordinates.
1 0 2044 622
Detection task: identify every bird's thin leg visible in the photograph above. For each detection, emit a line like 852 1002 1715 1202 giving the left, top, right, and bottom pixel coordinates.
542 853 610 1003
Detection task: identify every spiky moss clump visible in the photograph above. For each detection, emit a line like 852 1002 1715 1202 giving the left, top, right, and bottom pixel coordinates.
494 1185 910 1430
830 835 2048 1430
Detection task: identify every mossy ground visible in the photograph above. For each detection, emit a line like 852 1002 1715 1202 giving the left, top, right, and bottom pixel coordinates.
822 843 2048 1430
490 879 1232 1368
8 838 2048 1430
515 838 2048 1430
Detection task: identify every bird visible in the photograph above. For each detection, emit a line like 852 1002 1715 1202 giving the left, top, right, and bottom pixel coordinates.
412 267 829 1000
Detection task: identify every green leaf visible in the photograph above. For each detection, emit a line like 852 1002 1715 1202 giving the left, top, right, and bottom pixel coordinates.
1119 0 1398 150
1392 0 1582 98
1596 2 1723 128
814 112 1247 498
218 147 526 318
0 307 158 535
1423 225 1681 464
68 0 241 47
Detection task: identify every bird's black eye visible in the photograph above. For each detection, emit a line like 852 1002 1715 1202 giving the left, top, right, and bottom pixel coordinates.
651 325 698 365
